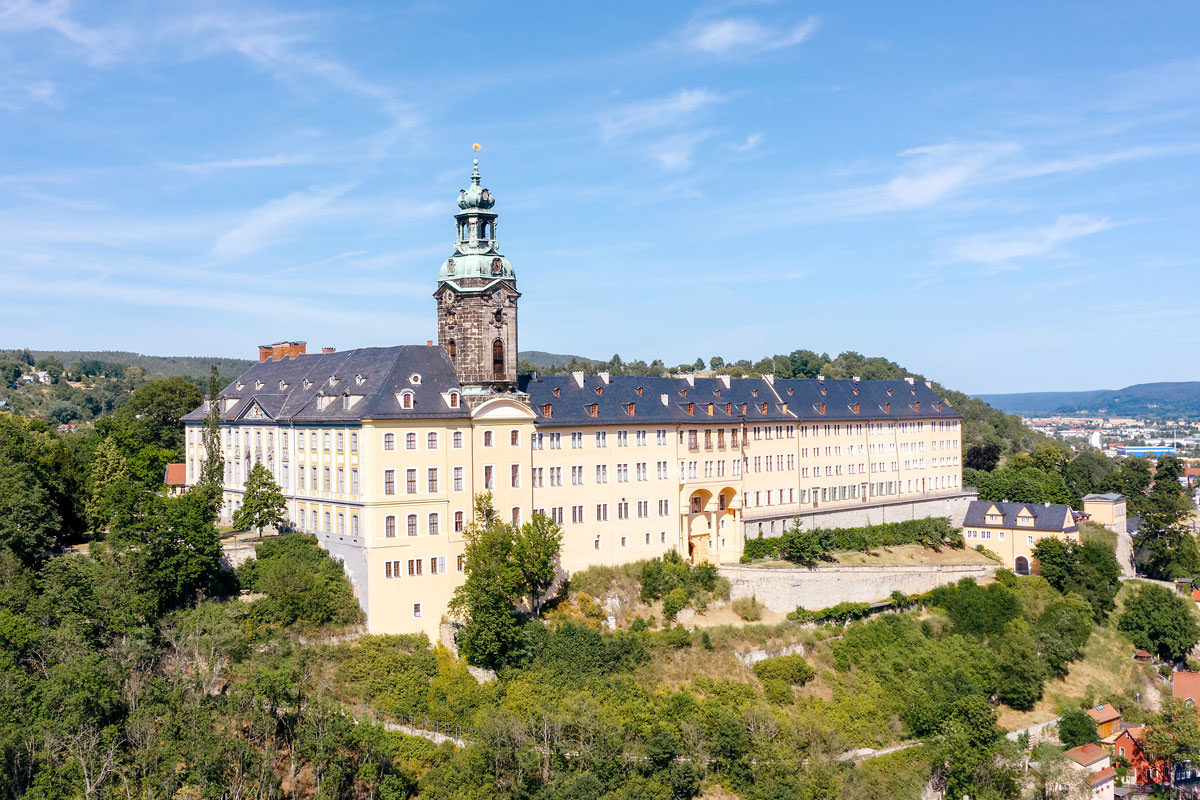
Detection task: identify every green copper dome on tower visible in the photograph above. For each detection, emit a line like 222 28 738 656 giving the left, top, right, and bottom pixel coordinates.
438 158 515 284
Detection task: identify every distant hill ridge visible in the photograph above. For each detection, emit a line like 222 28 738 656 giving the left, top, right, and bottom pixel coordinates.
980 381 1200 418
20 350 254 379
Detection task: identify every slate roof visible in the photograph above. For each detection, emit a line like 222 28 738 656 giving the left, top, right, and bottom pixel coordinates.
1083 492 1125 502
181 345 470 425
519 374 961 428
963 500 1079 533
185 349 964 430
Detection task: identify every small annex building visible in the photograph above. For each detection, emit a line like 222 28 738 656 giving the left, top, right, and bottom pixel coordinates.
961 500 1079 575
1082 493 1127 535
1087 705 1122 740
1064 743 1115 800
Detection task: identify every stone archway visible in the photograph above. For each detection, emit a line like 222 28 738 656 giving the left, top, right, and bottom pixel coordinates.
1015 555 1030 575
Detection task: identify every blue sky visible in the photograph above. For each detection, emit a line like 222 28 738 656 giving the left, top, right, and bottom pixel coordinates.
2 1 1199 394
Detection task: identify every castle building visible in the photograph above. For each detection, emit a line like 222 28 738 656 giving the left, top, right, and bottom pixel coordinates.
182 160 970 637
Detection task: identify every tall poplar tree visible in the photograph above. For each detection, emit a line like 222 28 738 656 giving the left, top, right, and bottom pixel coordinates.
233 463 286 538
197 365 224 519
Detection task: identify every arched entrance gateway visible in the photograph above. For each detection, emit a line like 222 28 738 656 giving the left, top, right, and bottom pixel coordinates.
684 487 741 564
1014 556 1030 575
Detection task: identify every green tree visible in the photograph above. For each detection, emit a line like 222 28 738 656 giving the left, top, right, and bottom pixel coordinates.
0 460 61 565
511 512 563 615
965 443 1001 472
197 364 225 519
448 494 523 668
1118 583 1200 661
233 463 286 537
84 437 132 533
99 376 202 456
1057 708 1099 748
1144 698 1200 785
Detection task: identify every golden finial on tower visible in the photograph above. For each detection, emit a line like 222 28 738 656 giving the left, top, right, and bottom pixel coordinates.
472 143 481 152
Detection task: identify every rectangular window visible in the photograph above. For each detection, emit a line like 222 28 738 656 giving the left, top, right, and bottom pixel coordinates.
510 429 520 447
428 514 440 536
531 467 544 488
550 432 561 449
658 499 669 516
407 515 418 536
572 465 584 485
427 467 438 493
484 465 494 490
336 467 345 493
617 463 629 482
595 464 607 483
595 503 608 522
428 431 438 450
413 603 422 618
511 463 520 488
457 554 465 572
636 430 647 446
617 431 628 447
453 466 464 492
455 511 464 532
572 505 584 524
281 465 289 490
656 429 667 445
350 432 358 452
336 432 344 451
595 432 607 447
351 468 359 495
453 431 463 449
406 468 417 494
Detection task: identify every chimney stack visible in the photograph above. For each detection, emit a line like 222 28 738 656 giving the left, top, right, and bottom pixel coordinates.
426 340 434 347
322 347 336 354
258 341 307 362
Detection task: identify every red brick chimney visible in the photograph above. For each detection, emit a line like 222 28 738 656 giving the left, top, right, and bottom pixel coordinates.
258 341 307 362
321 347 336 354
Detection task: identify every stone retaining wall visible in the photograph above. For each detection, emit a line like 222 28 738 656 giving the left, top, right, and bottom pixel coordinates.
741 490 977 539
720 560 1000 613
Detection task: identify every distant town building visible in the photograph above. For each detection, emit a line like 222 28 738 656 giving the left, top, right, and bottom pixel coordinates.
1063 743 1115 800
961 500 1079 575
1116 445 1176 458
163 463 187 497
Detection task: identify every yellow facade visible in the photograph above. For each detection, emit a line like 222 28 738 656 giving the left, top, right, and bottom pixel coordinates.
185 405 963 638
962 501 1079 575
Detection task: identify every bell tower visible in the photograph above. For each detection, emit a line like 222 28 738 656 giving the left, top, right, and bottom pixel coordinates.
435 157 520 393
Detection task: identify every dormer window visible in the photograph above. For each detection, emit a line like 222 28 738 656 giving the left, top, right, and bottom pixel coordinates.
687 403 695 415
409 373 422 385
279 380 288 390
588 403 599 417
355 374 365 387
543 403 553 417
302 379 312 390
726 403 732 415
752 389 758 398
254 380 263 390
986 513 1003 524
787 389 794 396
448 391 460 409
740 403 747 415
706 403 714 416
553 387 561 397
625 403 635 416
595 386 604 396
398 390 414 410
328 375 338 387
761 402 768 413
681 389 688 398
635 386 643 396
235 382 244 391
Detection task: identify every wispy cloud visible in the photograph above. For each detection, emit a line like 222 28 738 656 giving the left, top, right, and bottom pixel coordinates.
734 132 763 152
211 183 356 259
0 0 128 64
600 88 724 141
950 213 1115 266
162 154 317 174
0 72 56 110
648 131 715 171
676 15 819 56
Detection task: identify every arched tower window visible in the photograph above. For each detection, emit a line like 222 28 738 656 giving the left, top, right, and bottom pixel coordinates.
447 340 456 359
492 339 504 380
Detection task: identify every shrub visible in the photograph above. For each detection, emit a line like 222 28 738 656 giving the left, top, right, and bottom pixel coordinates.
741 517 963 564
656 625 693 649
240 534 362 627
731 595 763 621
662 587 689 622
752 654 814 686
761 678 794 705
